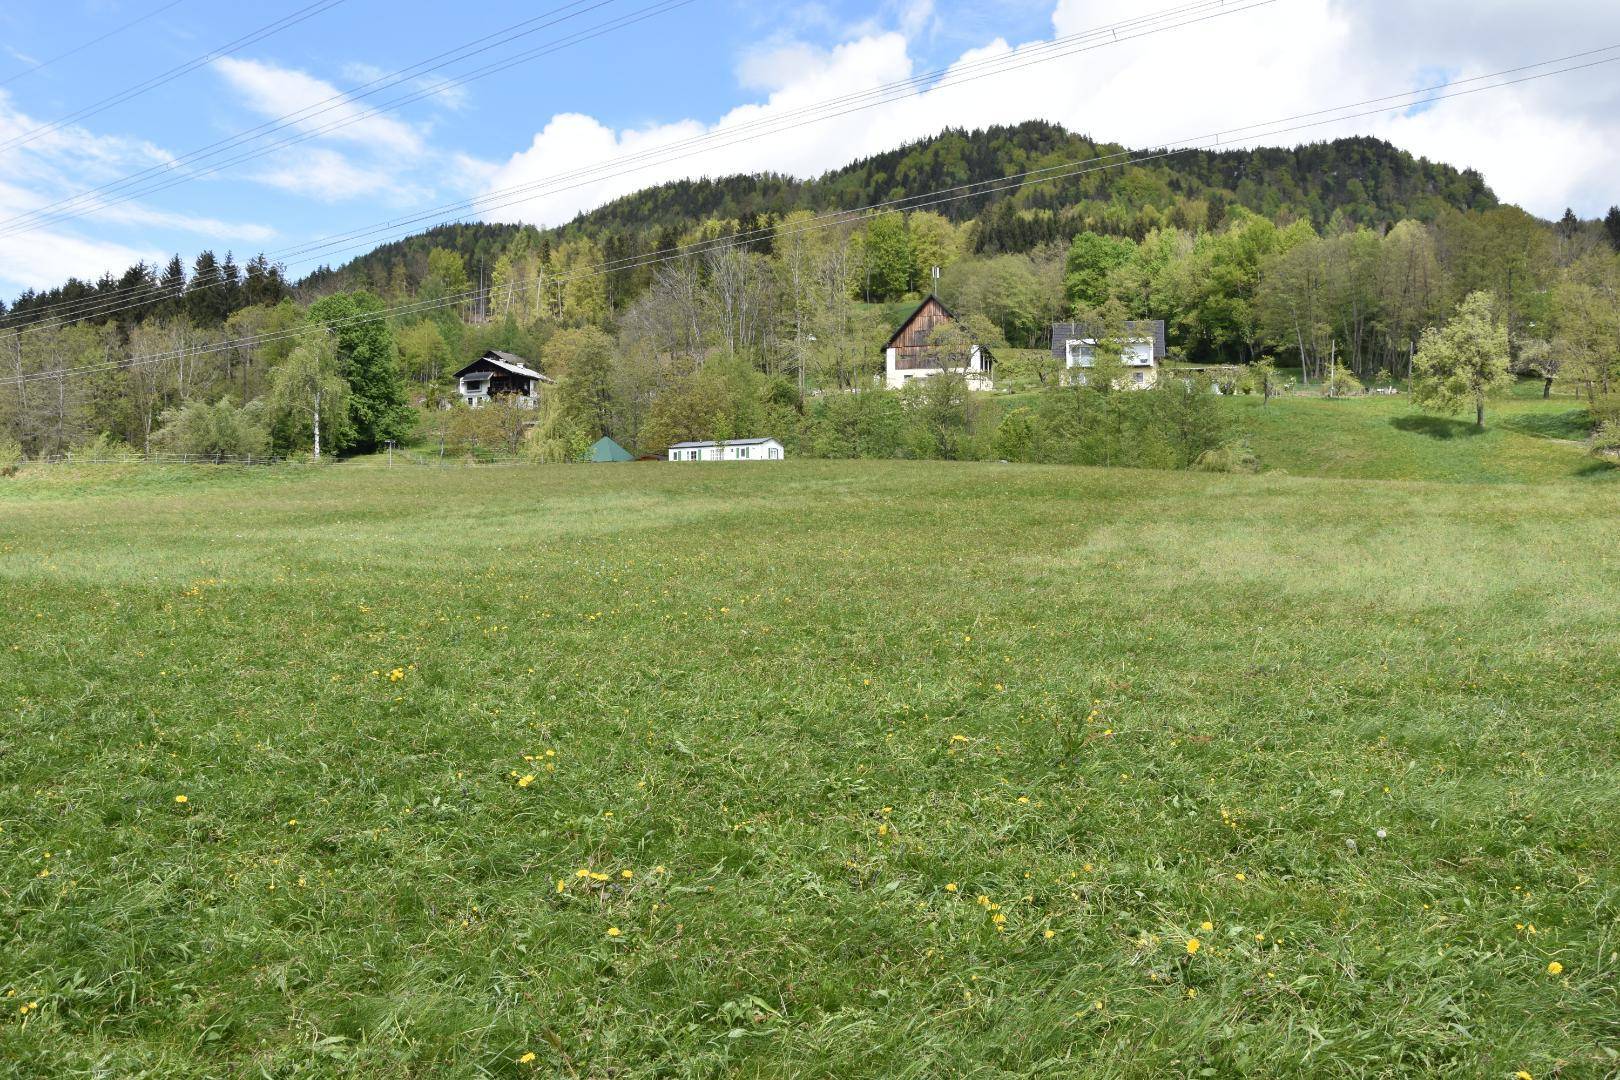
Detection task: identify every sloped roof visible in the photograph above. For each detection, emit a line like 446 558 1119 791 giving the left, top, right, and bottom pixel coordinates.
589 436 634 462
1051 320 1167 361
667 437 782 449
452 350 551 382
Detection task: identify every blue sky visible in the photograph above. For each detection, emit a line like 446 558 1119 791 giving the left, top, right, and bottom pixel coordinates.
1 0 1617 299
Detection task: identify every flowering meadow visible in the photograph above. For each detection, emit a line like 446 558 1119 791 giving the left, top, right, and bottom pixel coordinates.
2 460 1617 1076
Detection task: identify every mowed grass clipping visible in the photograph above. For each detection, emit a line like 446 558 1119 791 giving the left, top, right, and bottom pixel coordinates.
2 460 1619 1077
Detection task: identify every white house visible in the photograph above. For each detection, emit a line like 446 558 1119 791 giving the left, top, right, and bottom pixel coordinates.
882 296 994 391
453 350 553 408
1051 319 1167 389
667 438 786 462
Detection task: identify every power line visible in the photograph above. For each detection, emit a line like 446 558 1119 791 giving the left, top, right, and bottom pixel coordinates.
0 0 695 240
0 0 192 89
7 0 1274 327
0 0 351 155
14 48 1612 385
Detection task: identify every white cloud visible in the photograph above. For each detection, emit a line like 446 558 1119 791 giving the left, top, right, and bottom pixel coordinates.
478 0 1620 228
0 90 271 295
213 57 426 157
248 146 421 204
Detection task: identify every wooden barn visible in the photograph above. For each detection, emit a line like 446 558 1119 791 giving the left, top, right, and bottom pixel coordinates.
453 350 553 408
880 297 994 391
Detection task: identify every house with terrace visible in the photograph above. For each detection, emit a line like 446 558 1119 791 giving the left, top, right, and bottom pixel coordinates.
1051 320 1167 389
453 350 553 408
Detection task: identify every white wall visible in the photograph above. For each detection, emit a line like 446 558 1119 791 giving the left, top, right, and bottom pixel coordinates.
668 441 785 461
884 346 992 390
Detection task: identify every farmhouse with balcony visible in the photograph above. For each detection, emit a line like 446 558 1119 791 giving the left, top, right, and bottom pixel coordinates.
881 297 994 391
453 350 553 408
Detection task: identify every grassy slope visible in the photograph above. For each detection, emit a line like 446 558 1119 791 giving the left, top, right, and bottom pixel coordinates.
991 383 1613 486
2 460 1618 1077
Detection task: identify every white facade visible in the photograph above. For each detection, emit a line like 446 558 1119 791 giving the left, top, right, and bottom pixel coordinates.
667 438 786 462
884 346 994 392
1064 337 1158 389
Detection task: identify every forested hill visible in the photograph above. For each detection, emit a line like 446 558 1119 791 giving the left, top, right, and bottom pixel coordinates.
304 121 1498 295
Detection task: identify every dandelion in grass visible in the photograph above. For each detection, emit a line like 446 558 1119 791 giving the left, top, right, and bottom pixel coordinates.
518 1051 537 1064
1547 961 1563 975
945 883 958 893
1516 1071 1533 1080
174 795 188 804
1044 929 1056 940
620 870 633 880
606 927 622 938
1186 938 1201 955
517 774 535 788
1200 921 1213 932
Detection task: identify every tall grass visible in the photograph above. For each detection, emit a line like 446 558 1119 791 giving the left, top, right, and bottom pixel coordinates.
1 460 1616 1076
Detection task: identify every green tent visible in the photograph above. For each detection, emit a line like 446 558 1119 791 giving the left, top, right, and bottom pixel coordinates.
588 436 634 463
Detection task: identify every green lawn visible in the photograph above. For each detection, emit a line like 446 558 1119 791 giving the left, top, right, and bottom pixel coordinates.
1230 391 1607 485
3 460 1618 1076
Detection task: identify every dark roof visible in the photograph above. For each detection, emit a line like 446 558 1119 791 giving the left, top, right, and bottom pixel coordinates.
882 295 960 351
452 350 551 381
1050 320 1167 361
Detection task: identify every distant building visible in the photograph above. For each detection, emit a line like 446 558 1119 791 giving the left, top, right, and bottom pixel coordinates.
667 438 785 462
1051 320 1166 389
881 296 994 391
588 436 634 462
453 350 552 408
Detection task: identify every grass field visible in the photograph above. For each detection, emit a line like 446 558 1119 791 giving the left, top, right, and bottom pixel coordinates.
3 426 1619 1074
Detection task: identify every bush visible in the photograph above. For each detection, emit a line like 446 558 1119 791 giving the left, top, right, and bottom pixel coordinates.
1194 439 1262 473
0 435 21 469
1590 421 1620 459
152 399 270 460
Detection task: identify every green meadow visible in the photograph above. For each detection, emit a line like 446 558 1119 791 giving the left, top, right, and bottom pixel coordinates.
2 398 1618 1077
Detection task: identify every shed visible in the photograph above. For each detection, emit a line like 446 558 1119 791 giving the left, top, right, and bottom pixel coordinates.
589 436 634 462
667 437 785 462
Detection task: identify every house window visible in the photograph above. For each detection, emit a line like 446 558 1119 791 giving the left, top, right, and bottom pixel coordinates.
1133 371 1146 385
736 446 749 459
768 447 780 459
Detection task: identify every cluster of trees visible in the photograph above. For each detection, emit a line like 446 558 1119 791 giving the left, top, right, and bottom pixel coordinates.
3 122 1617 466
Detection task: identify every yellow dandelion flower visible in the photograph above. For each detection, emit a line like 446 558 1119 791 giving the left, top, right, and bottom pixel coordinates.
174 795 188 804
1186 937 1202 955
517 774 535 788
1547 961 1563 975
1016 796 1030 805
575 868 591 878
620 870 633 880
1234 872 1246 882
1515 1071 1533 1080
1043 929 1056 940
556 879 566 894
945 883 958 893
1186 988 1197 999
606 927 622 938
1200 921 1213 932
518 1051 537 1064
877 823 889 837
